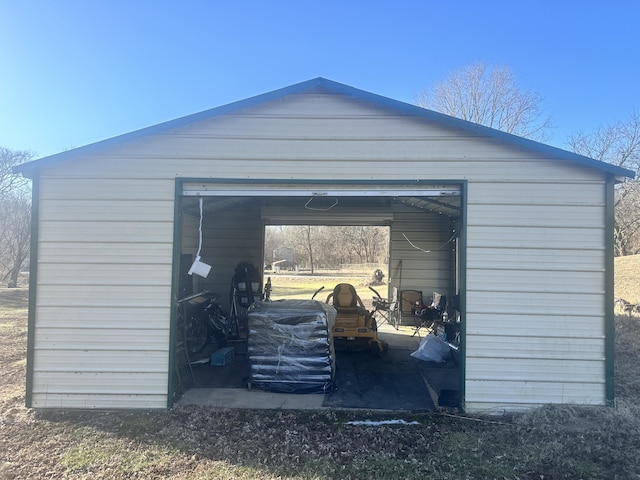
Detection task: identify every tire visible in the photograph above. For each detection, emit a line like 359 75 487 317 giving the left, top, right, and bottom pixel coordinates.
208 308 229 348
186 316 209 354
369 340 382 358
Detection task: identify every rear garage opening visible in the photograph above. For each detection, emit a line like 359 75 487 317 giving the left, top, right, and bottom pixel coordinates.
171 180 465 410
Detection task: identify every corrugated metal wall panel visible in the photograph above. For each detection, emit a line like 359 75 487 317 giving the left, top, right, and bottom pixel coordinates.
181 214 199 255
37 263 171 285
52 161 590 186
467 247 605 271
36 285 172 307
467 269 604 293
103 137 502 157
389 208 453 324
465 380 605 412
467 226 604 250
467 204 605 228
56 152 595 183
34 327 169 349
36 306 168 328
40 199 174 221
39 221 173 242
466 335 604 359
235 92 405 115
32 372 168 394
30 394 168 409
466 290 604 316
167 113 460 137
467 357 605 383
179 204 264 312
39 178 173 199
34 349 167 371
466 313 603 337
38 242 173 264
469 181 606 203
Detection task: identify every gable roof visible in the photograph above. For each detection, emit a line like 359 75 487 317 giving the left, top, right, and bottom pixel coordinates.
14 77 635 179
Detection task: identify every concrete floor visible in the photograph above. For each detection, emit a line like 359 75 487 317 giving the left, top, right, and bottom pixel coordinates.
178 323 460 411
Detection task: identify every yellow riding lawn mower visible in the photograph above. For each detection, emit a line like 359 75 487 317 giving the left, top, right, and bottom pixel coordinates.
314 283 388 357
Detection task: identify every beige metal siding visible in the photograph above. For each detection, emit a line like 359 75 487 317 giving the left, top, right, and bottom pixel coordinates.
32 176 174 408
465 179 607 412
44 94 596 183
31 89 611 410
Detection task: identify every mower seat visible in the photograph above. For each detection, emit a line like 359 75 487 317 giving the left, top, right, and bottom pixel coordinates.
327 283 386 356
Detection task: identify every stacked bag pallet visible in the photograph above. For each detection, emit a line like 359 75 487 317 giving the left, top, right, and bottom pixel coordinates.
247 300 336 393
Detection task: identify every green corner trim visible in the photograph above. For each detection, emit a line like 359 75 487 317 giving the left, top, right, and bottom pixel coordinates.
167 180 185 408
604 177 615 405
25 175 39 408
458 181 468 411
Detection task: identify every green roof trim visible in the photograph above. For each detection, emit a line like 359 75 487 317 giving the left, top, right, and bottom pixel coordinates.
13 77 635 179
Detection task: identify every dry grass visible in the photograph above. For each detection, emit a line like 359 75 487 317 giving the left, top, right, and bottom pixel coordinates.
2 258 640 478
265 273 380 309
615 253 640 303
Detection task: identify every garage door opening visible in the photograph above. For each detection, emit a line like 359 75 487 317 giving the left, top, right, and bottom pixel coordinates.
171 180 465 410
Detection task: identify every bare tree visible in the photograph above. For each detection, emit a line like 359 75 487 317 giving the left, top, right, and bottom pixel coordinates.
286 225 317 273
415 61 552 140
0 147 33 287
0 190 31 287
567 110 640 173
304 226 315 274
339 226 388 264
265 225 389 271
1 147 32 196
264 225 285 266
567 111 640 256
612 182 640 256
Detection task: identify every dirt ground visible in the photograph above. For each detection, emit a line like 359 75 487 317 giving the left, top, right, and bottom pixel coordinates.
3 255 640 478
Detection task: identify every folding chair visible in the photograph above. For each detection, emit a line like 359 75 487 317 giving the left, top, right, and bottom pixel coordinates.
370 286 400 329
412 292 447 337
399 289 423 326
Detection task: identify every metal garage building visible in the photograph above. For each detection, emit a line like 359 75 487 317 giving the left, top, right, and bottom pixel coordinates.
14 77 634 412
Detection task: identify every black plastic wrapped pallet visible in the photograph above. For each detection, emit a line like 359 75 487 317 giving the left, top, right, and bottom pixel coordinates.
248 356 333 368
247 300 337 394
247 340 331 357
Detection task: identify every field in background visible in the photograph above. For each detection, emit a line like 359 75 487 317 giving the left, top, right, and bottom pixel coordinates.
264 264 386 307
615 254 640 303
266 273 380 303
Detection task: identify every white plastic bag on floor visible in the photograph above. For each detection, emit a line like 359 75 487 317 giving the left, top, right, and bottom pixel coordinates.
411 334 450 363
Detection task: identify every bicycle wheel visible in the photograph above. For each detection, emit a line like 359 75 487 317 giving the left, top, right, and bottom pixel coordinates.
185 315 209 354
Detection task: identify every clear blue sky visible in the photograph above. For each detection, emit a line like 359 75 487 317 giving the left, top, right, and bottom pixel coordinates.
2 1 639 158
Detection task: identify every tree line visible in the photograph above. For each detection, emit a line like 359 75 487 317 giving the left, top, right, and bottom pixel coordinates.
2 61 639 286
0 148 32 287
264 225 389 274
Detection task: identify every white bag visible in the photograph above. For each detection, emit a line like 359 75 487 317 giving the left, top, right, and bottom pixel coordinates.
411 334 450 363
